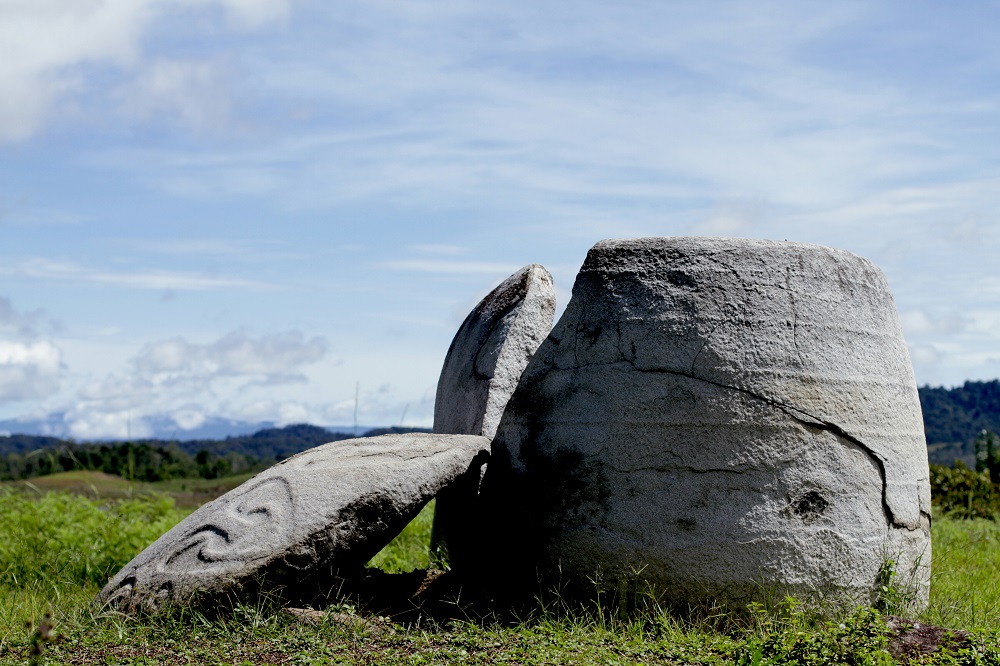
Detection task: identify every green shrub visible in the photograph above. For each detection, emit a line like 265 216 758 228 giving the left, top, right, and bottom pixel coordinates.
0 490 188 588
740 602 894 666
975 429 1000 484
929 462 1000 519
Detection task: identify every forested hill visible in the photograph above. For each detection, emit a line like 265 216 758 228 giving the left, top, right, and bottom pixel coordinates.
920 380 1000 467
1 423 315 459
0 424 432 482
0 424 431 460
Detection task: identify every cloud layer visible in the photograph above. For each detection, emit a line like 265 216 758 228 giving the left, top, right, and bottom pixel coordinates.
0 0 291 141
133 331 326 385
63 330 328 438
0 340 62 402
0 298 63 402
3 1 1000 437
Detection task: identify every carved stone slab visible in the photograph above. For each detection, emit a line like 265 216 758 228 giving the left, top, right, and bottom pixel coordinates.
482 237 931 609
431 264 555 567
97 433 490 612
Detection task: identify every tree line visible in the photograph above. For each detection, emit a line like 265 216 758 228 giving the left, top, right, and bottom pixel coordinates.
920 379 1000 466
0 441 262 483
0 423 431 483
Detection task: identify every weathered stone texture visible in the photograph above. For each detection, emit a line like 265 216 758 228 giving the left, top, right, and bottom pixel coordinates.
98 433 490 612
434 263 556 440
482 237 931 608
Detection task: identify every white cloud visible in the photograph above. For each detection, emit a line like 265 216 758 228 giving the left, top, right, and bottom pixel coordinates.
0 257 270 290
77 373 152 410
9 329 442 437
123 238 275 257
0 0 151 141
0 299 62 411
0 206 92 228
0 340 62 401
172 407 206 430
66 409 152 440
231 399 310 426
319 381 435 429
83 1 980 222
690 201 768 237
0 0 291 142
134 330 327 380
61 329 328 437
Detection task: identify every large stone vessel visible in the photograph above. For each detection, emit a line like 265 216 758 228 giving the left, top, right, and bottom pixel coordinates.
482 237 931 608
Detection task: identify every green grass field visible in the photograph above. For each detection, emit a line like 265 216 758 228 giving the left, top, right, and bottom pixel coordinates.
2 470 258 508
0 472 998 664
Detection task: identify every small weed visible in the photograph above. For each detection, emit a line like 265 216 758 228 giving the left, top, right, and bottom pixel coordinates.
26 612 52 666
739 602 895 666
875 558 907 615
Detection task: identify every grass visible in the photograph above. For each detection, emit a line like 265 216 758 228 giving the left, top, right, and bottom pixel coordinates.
0 491 187 589
2 470 257 509
0 476 998 664
1 589 911 665
4 470 147 499
924 517 1000 631
144 473 259 508
0 489 189 644
366 503 436 573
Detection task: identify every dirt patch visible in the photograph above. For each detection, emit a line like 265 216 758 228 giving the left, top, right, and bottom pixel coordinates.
885 616 972 663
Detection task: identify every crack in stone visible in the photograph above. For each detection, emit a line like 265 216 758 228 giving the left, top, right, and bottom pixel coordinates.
784 265 807 368
780 407 898 531
689 319 723 374
546 331 915 533
613 360 903 531
354 447 473 461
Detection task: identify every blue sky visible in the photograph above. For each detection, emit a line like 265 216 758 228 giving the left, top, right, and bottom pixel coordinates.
2 0 1000 439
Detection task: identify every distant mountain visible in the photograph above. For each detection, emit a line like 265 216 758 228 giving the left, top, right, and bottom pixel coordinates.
0 414 274 441
0 433 68 456
0 423 432 463
0 412 375 442
142 416 277 441
919 380 1000 467
0 414 411 442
